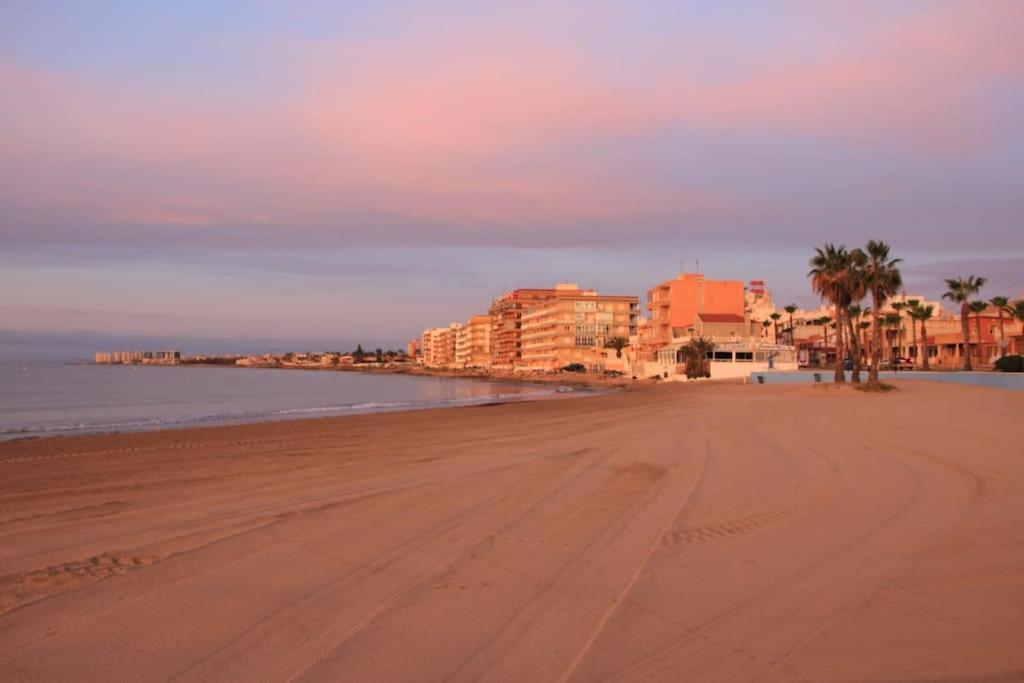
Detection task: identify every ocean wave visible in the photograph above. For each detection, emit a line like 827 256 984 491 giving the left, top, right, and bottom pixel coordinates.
0 389 560 441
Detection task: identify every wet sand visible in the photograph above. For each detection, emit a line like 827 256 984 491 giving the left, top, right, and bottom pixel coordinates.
1 381 1022 682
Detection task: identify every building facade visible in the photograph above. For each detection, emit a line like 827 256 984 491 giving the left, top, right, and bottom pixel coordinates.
488 288 564 369
518 285 639 372
456 314 492 369
421 324 461 368
646 273 748 353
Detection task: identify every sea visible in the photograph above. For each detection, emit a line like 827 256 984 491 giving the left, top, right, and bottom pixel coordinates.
0 362 565 442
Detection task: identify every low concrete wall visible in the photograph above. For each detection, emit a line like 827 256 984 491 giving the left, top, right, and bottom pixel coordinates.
749 370 1024 391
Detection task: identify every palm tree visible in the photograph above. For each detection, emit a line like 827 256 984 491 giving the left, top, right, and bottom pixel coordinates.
770 312 782 344
813 316 831 367
784 304 798 344
943 276 986 370
605 336 629 359
989 296 1010 357
818 316 831 349
846 304 865 380
761 319 771 338
891 301 906 361
809 244 851 383
905 299 920 368
859 320 872 362
1012 301 1024 353
689 336 715 378
969 301 988 365
864 241 902 384
883 313 901 365
842 249 868 383
914 304 935 370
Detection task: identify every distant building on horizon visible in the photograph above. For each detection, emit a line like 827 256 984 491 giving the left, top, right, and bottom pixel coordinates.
94 350 181 364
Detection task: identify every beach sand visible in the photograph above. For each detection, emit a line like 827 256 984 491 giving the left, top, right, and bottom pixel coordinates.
1 381 1022 681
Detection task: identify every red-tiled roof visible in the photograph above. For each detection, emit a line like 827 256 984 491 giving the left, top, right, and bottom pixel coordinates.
698 313 745 323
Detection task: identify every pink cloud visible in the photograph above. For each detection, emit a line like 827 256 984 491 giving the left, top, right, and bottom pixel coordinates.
2 0 1021 244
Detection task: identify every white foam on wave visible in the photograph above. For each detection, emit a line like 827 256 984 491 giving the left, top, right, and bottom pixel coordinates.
0 388 562 441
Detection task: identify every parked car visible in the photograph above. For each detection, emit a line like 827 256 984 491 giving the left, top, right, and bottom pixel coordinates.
883 357 915 370
561 363 586 373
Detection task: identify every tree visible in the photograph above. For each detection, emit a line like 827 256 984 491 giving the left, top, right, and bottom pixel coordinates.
809 244 852 383
859 320 872 361
891 301 906 362
353 344 365 364
990 296 1011 357
761 320 771 338
911 304 935 370
847 303 864 381
969 301 988 365
688 337 715 378
943 276 986 370
883 314 902 364
375 347 384 363
605 336 630 359
784 305 798 344
817 316 832 365
841 249 868 383
1012 301 1024 350
864 241 903 385
770 312 782 344
905 300 921 369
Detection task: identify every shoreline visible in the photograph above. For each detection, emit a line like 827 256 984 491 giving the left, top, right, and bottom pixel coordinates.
110 358 643 391
1 380 603 447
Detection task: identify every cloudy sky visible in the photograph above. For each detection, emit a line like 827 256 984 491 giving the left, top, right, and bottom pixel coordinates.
2 0 1022 354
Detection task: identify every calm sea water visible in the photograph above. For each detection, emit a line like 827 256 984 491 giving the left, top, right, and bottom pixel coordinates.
0 362 562 441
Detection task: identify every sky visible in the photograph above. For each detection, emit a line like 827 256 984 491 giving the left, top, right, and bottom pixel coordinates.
2 0 1022 357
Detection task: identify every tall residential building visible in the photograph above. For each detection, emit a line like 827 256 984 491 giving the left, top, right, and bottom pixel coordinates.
455 314 492 369
421 323 461 368
489 288 565 369
518 285 639 372
406 338 420 362
647 273 747 349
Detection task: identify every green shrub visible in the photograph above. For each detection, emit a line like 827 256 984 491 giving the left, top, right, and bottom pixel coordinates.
994 355 1023 373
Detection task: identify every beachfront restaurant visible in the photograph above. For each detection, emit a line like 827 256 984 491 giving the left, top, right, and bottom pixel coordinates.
656 340 797 379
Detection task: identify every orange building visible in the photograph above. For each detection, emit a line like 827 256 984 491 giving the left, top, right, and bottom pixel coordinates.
646 273 747 351
519 285 639 371
489 288 565 369
454 314 492 369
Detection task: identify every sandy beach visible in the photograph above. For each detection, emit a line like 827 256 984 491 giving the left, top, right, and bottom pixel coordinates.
1 381 1022 682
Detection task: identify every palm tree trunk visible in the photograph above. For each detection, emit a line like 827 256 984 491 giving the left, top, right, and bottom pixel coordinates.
998 312 1006 357
961 304 972 371
789 313 794 345
921 320 930 370
913 319 921 368
910 318 918 370
870 294 882 383
845 315 861 383
975 313 984 365
834 303 845 383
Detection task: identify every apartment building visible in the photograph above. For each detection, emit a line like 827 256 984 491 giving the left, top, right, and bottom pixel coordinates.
518 285 639 372
646 273 747 350
489 288 565 369
421 323 461 368
454 314 492 369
